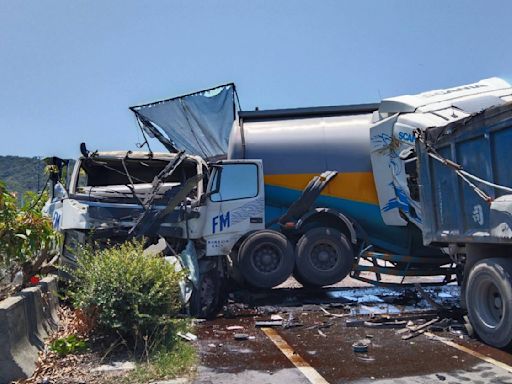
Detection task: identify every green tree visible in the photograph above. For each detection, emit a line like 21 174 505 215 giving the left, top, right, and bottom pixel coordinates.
0 181 59 283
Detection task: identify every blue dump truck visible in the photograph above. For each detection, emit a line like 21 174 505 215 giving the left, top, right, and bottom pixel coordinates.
416 100 512 348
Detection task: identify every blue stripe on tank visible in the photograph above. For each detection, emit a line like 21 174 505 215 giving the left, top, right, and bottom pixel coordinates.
264 184 413 256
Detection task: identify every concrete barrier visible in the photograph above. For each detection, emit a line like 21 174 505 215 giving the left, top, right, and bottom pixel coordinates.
0 275 59 384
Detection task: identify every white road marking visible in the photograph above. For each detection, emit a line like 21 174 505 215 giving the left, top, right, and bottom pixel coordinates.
425 331 512 374
261 327 330 384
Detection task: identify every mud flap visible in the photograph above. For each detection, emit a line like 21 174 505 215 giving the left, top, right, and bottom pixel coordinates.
278 171 337 224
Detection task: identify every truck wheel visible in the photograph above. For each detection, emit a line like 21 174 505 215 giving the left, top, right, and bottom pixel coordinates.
466 258 512 348
294 227 353 287
189 269 225 319
238 230 294 288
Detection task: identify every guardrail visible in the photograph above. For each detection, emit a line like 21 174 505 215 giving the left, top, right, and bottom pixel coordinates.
0 275 59 384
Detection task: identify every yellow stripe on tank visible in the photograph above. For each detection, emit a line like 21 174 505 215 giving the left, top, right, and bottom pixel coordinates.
264 172 379 205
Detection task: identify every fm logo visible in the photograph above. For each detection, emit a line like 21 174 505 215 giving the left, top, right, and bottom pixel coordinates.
398 131 415 143
212 212 230 234
52 211 61 229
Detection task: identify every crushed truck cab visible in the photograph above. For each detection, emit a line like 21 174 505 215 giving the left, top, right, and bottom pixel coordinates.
46 149 266 317
370 77 512 229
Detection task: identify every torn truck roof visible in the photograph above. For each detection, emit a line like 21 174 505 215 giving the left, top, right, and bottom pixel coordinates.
130 83 237 159
88 151 179 160
379 77 512 114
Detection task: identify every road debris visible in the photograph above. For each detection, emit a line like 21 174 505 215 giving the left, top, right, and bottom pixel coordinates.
305 320 334 331
255 320 284 327
401 318 440 340
346 319 365 327
91 361 135 373
352 339 371 353
177 332 198 342
415 283 444 310
226 325 244 331
463 316 475 337
233 333 250 341
364 318 407 328
429 318 452 332
283 312 304 329
449 324 466 336
319 306 347 318
194 283 512 384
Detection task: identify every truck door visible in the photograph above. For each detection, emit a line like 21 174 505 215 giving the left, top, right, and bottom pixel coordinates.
203 160 265 256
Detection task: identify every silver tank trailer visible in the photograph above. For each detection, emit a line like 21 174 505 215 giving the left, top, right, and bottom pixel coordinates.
227 105 433 257
228 107 373 176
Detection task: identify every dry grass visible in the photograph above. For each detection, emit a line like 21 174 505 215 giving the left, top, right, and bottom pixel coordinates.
16 306 196 384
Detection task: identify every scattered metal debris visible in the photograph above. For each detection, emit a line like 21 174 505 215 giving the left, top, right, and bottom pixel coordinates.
177 332 197 342
319 306 348 318
352 339 371 353
415 283 444 310
346 319 365 327
364 313 438 329
429 318 452 332
255 320 284 327
401 318 440 340
283 312 304 329
305 321 332 331
233 333 250 341
226 325 244 331
364 318 407 328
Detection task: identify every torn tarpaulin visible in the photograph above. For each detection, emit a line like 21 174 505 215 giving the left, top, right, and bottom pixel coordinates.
130 84 236 159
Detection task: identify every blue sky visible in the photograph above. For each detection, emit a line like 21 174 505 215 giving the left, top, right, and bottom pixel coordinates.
1 0 511 158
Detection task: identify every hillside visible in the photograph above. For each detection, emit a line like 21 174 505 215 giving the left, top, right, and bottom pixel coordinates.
0 156 47 201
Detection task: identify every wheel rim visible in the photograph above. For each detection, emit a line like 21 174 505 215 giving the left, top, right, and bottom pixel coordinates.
251 243 282 274
310 240 340 272
474 277 504 329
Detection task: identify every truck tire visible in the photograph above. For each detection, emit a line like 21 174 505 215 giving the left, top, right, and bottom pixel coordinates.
465 258 512 348
189 268 225 319
294 227 353 287
237 230 294 289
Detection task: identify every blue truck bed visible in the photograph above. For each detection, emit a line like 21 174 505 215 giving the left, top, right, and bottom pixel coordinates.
417 102 512 245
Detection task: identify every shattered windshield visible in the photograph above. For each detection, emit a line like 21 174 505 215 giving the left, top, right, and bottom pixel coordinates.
74 157 198 202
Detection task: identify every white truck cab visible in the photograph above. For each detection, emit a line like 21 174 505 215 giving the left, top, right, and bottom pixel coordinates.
203 160 265 256
46 150 270 316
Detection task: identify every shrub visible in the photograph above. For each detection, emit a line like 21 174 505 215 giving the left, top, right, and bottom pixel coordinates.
50 334 87 357
68 239 185 351
0 181 58 283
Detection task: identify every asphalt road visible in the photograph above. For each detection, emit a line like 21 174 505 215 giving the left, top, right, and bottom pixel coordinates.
191 282 512 384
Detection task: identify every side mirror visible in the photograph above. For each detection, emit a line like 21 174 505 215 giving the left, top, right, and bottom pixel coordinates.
44 156 69 199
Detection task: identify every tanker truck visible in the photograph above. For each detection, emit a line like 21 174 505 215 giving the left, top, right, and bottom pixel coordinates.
227 102 449 288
